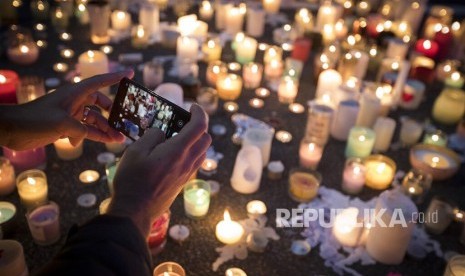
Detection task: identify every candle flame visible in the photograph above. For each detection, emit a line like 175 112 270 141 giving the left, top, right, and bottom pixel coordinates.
20 45 29 54
163 272 170 276
284 24 291 32
391 61 400 71
358 135 366 142
223 210 231 221
353 166 361 175
434 23 443 33
343 0 352 9
87 50 95 59
431 156 439 167
452 21 461 31
207 39 215 48
329 45 336 53
431 134 439 142
411 1 419 9
56 9 63 18
376 163 386 174
116 11 126 19
78 3 86 12
335 20 343 31
347 35 356 46
422 40 431 50
451 71 461 81
308 143 315 152
0 75 6 84
408 187 416 194
359 1 368 9
298 8 309 18
136 26 145 38
27 177 36 185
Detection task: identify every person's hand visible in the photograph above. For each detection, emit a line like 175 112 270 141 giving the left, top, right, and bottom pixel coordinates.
0 70 133 150
107 104 211 237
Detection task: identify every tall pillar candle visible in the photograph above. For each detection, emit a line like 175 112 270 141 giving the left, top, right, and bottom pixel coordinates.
202 38 222 62
304 102 334 145
78 50 109 94
345 127 376 158
139 3 159 36
246 8 265 37
372 117 396 153
0 70 19 104
366 189 417 264
176 36 199 61
330 100 359 141
16 169 48 209
230 145 263 194
225 7 244 35
355 93 381 128
316 69 342 100
88 1 111 44
242 128 274 166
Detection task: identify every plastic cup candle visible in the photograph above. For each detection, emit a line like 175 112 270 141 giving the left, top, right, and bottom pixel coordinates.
247 8 265 37
16 170 48 210
53 138 83 160
236 37 257 64
217 74 242 100
131 25 150 49
215 210 245 244
26 202 60 245
445 71 465 89
333 207 365 247
0 158 15 196
242 128 273 166
414 39 439 59
153 261 186 276
183 179 211 218
423 130 447 147
199 0 213 20
364 155 396 190
342 158 366 194
202 38 222 62
345 127 376 158
246 200 267 217
225 268 247 276
372 117 396 152
299 139 323 169
243 63 263 89
111 10 131 31
288 168 321 203
275 130 292 143
432 88 465 125
230 145 263 194
402 169 432 204
79 170 100 184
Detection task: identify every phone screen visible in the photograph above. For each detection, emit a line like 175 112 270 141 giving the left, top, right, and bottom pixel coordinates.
109 78 191 140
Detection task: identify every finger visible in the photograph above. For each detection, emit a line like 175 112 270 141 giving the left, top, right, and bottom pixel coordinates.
61 118 87 146
191 153 207 172
86 91 113 111
83 109 125 142
75 70 134 98
131 128 165 153
171 104 208 147
187 132 212 160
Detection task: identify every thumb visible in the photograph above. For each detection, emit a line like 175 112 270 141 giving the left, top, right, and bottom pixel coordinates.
131 128 165 153
62 118 88 146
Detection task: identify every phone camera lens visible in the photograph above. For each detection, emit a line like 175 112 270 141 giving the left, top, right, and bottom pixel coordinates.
177 120 184 127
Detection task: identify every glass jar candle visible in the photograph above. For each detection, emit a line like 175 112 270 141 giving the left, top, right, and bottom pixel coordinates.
216 74 243 100
363 155 396 190
148 210 170 256
206 61 227 86
242 62 263 89
432 88 465 125
183 179 211 218
341 158 366 194
288 168 321 203
423 130 447 147
345 127 376 158
196 87 218 115
402 168 432 204
16 169 48 210
299 138 323 170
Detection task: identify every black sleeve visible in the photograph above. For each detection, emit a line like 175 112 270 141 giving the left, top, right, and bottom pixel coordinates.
36 215 153 276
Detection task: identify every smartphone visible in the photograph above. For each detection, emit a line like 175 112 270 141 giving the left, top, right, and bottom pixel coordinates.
108 78 191 140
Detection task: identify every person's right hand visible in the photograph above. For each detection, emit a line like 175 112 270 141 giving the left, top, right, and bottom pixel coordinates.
107 104 211 237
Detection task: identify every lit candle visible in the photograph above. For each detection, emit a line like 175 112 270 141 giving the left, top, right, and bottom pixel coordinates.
262 0 281 14
246 200 267 217
148 211 170 255
199 1 213 20
355 93 381 128
225 7 244 35
277 76 298 104
423 130 447 147
255 87 270 98
289 103 305 113
53 138 83 161
345 127 376 158
399 118 423 146
414 39 439 59
432 88 465 125
275 130 292 143
264 59 284 80
0 201 16 238
291 38 312 62
131 25 150 48
2 147 47 172
206 61 227 86
139 3 159 36
53 62 68 73
217 74 242 100
16 170 48 209
200 158 218 174
79 170 100 184
224 101 239 113
288 168 321 202
246 8 265 37
202 38 222 62
372 117 396 152
249 98 264 109
236 37 257 64
305 101 334 146
299 140 323 169
445 71 464 89
410 56 435 84
26 202 60 245
243 63 263 89
153 262 186 276
177 14 197 36
231 145 263 194
364 155 396 190
176 36 199 61
51 7 69 31
183 179 211 218
0 158 15 196
330 100 359 141
0 70 19 104
111 10 131 31
315 1 338 30
78 50 109 89
341 158 366 194
294 8 314 36
6 43 39 65
87 0 111 44
333 207 365 247
264 46 282 64
216 210 245 244
401 168 432 204
225 268 247 276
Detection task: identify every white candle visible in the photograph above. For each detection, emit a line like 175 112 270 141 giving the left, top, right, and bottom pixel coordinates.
226 7 244 35
79 170 100 184
277 76 298 104
16 170 48 209
7 43 39 65
216 210 244 244
372 117 396 152
316 69 342 100
246 8 265 37
215 3 232 30
341 158 366 194
246 200 267 217
26 202 60 245
183 180 211 218
330 100 359 141
333 208 365 247
154 83 184 107
242 128 274 166
316 1 338 30
177 14 197 36
366 189 417 264
111 10 131 31
230 145 263 194
262 0 281 14
53 138 83 161
299 140 323 169
200 158 217 174
355 93 381 128
78 50 109 84
199 1 213 20
139 3 159 36
176 36 199 61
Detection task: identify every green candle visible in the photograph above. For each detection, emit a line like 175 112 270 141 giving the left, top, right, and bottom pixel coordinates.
0 202 16 224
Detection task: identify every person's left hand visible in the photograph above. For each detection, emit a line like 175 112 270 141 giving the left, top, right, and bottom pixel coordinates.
1 70 134 150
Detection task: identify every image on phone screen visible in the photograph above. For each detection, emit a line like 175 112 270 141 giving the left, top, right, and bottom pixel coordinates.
109 79 190 140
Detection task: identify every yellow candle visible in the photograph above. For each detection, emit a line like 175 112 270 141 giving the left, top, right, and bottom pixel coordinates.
423 153 450 169
288 169 321 202
199 0 213 20
53 138 83 161
364 155 396 190
217 74 242 100
16 170 48 209
215 210 244 244
202 38 222 62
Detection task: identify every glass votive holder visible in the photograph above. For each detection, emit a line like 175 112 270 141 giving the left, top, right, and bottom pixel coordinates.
341 157 366 195
6 28 40 65
148 210 171 256
363 155 396 190
206 61 227 87
131 25 150 49
444 255 465 276
423 130 448 147
424 196 455 235
16 76 45 104
16 169 48 210
143 60 164 90
401 168 432 204
243 62 263 89
0 157 16 196
345 127 376 158
183 179 211 219
196 87 218 115
432 88 465 125
277 76 298 104
26 201 60 245
88 1 111 44
51 7 69 32
288 168 321 203
299 138 323 170
216 74 243 101
399 118 423 147
153 261 186 276
105 159 119 195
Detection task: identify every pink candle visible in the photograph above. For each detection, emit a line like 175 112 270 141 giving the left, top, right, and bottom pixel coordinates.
148 211 170 256
341 158 366 194
26 202 60 245
0 70 19 104
414 39 439 59
291 38 312 62
299 140 323 169
2 147 47 172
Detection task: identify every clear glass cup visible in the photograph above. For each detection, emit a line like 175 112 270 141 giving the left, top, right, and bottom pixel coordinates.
444 255 465 276
402 168 432 204
399 117 423 146
424 196 455 235
288 167 321 203
183 179 211 218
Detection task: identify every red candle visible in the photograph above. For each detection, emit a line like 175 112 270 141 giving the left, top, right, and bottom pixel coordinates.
0 70 19 104
410 56 435 84
147 211 170 255
366 14 384 38
291 38 312 62
434 27 454 60
414 39 439 59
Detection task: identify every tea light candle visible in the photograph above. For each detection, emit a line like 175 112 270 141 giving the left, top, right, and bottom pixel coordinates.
372 117 396 152
153 262 186 276
183 179 211 218
0 158 15 196
53 138 83 161
423 130 447 147
275 130 292 143
249 98 264 109
299 140 323 170
236 37 257 64
0 70 19 104
131 25 150 49
262 0 281 14
202 38 222 62
247 200 267 217
410 145 460 180
100 45 113 54
264 59 284 80
217 74 242 100
315 69 342 100
225 268 247 276
16 170 48 209
364 155 396 190
200 158 217 174
169 224 190 243
255 87 270 98
216 210 244 244
60 49 74 59
345 127 376 158
7 43 39 65
177 36 199 61
99 197 111 214
415 39 439 59
53 62 68 73
26 202 60 245
111 10 131 31
243 63 263 89
224 101 239 113
342 158 366 194
333 207 365 247
79 170 100 184
432 88 465 125
206 61 227 86
51 7 69 31
60 32 72 41
78 50 109 83
277 76 298 104
445 71 465 89
444 255 465 276
288 168 321 203
289 103 305 114
199 0 213 20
